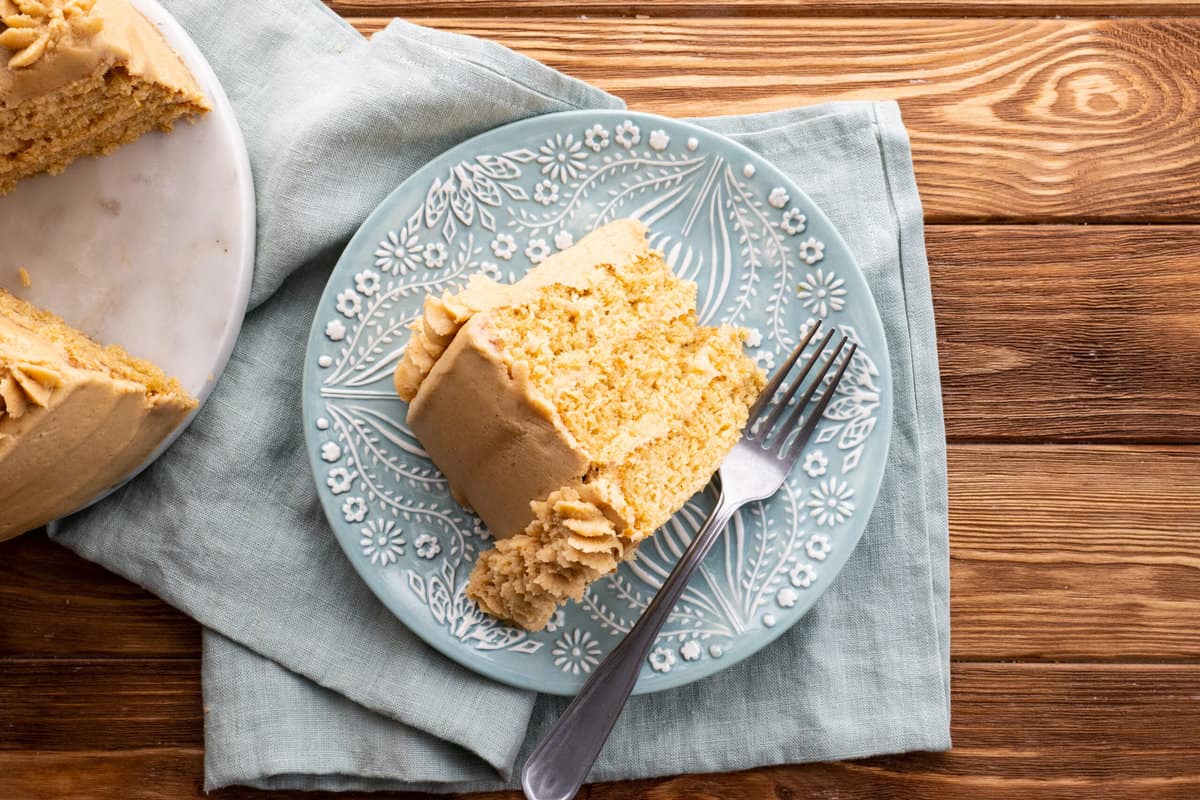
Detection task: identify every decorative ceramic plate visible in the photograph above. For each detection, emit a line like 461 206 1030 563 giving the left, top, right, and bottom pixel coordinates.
303 110 891 695
2 0 255 518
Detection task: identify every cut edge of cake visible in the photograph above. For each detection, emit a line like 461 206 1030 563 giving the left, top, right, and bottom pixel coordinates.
0 288 197 539
394 219 653 403
397 220 765 630
0 288 193 398
0 0 211 195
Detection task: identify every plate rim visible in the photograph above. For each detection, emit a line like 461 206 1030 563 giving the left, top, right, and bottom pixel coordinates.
303 108 893 695
46 0 257 525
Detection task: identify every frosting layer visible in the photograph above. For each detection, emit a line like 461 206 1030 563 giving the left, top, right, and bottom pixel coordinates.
398 220 765 630
0 0 206 108
0 292 196 540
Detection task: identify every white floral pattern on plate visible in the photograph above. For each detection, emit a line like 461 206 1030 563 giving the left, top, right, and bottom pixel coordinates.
303 111 892 695
361 519 405 565
552 629 603 675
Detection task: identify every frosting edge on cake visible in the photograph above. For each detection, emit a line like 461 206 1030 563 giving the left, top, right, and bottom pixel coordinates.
0 294 196 540
0 0 209 109
406 315 595 539
399 218 765 630
394 219 652 403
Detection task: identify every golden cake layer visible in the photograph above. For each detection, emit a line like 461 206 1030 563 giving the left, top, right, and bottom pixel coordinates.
396 219 765 630
0 0 209 195
0 289 196 539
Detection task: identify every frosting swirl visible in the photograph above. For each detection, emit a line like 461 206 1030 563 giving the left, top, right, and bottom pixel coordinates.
0 0 102 69
467 485 632 630
0 362 62 419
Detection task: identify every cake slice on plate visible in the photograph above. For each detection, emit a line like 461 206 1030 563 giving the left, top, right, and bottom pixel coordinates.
0 289 196 540
0 0 209 195
395 219 765 631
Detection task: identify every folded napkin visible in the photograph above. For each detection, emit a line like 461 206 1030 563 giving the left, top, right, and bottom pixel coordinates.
51 0 950 791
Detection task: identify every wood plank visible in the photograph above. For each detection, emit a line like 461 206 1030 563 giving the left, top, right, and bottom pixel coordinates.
329 1 1200 18
1 663 1197 798
1 753 1197 800
948 445 1200 660
931 226 1200 442
342 17 1200 223
0 661 202 751
3 445 1197 662
0 532 199 659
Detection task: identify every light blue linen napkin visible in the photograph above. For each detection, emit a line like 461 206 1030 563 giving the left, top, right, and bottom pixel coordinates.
51 0 949 791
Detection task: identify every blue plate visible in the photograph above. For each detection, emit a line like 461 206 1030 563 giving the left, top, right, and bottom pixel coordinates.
302 110 892 695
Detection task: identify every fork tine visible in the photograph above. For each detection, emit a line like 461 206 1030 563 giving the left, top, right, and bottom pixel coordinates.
763 334 847 449
746 320 822 424
782 342 858 461
756 328 836 444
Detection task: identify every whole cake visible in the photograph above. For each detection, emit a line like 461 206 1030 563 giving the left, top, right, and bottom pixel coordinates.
0 0 209 195
395 220 765 630
0 289 196 539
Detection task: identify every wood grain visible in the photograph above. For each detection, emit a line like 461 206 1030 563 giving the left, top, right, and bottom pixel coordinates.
0 661 202 751
3 445 1197 662
931 226 1200 442
1 663 1197 798
948 445 1200 660
0 533 197 659
343 17 1200 223
329 1 1200 18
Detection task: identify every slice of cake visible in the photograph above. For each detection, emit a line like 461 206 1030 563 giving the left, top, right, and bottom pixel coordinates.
0 289 196 539
0 0 209 195
395 220 765 630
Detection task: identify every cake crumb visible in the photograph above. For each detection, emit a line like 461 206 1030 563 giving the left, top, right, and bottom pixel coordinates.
18 267 32 288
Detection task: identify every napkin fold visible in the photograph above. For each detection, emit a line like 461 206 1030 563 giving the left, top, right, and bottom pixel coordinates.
51 0 949 791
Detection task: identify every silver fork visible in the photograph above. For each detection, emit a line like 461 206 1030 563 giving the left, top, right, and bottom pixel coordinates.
521 320 857 800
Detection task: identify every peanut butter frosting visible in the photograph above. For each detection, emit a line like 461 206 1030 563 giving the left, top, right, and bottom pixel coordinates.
403 220 655 538
398 219 765 630
0 0 206 108
407 319 594 539
0 294 196 540
395 219 653 402
468 486 633 631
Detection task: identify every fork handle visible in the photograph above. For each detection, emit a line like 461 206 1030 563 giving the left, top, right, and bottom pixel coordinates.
521 492 739 800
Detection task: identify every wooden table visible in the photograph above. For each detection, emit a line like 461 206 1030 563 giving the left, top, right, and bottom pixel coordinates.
3 1 1199 798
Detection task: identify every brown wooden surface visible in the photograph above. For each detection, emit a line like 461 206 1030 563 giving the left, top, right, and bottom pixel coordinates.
4 445 1199 664
330 1 1200 18
930 227 1200 442
352 17 1200 223
2 1 1199 799
2 662 1198 798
